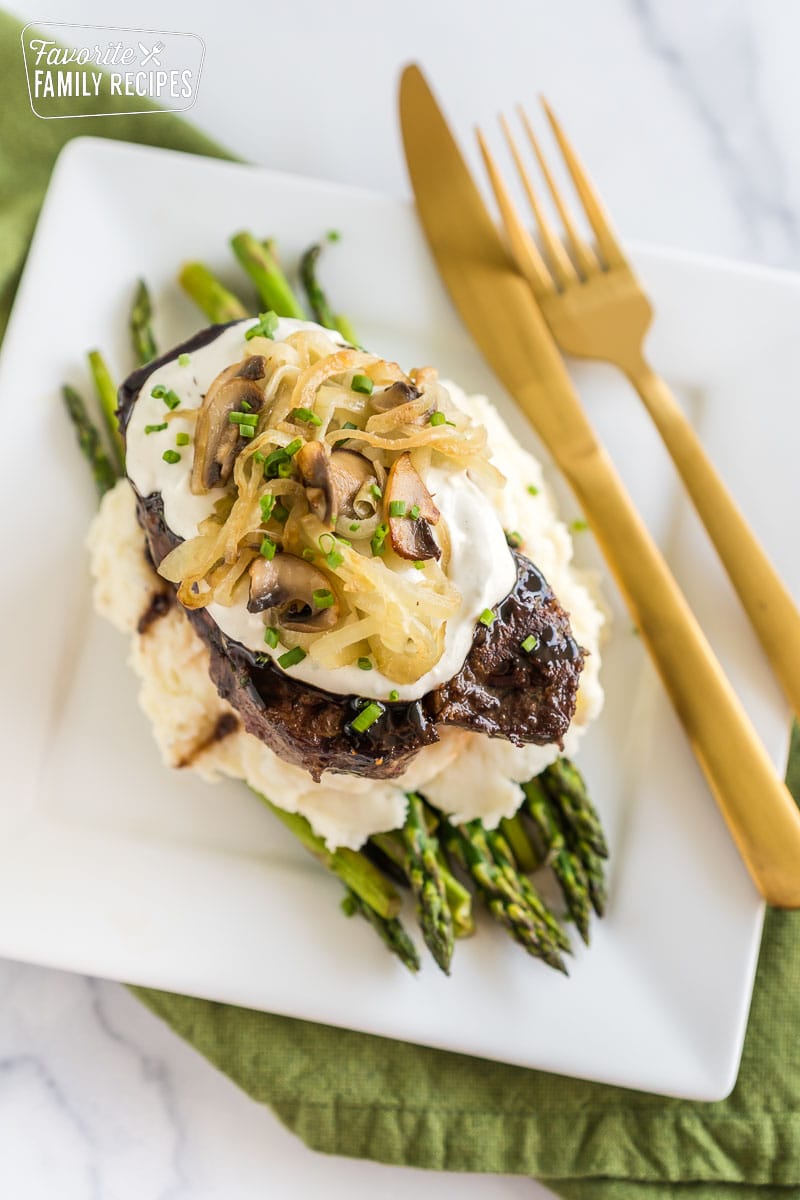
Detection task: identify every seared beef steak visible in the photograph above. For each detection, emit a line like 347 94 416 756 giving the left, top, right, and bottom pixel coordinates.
121 327 585 780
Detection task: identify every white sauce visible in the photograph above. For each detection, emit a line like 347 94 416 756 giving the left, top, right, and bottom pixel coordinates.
125 318 516 701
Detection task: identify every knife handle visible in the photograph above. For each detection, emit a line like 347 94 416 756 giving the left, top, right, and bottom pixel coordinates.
542 406 800 907
627 360 800 723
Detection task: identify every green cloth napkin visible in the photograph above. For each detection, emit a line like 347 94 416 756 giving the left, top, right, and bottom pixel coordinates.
4 12 800 1194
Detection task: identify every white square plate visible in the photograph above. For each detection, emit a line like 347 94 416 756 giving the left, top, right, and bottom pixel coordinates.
0 137 796 1101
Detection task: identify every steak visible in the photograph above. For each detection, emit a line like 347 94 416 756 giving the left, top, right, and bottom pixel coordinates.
120 326 585 781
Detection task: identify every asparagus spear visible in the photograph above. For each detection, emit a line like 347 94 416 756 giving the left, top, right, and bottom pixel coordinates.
178 262 249 324
371 829 474 939
542 758 608 858
87 350 125 474
250 790 401 919
499 812 539 874
299 242 359 345
130 278 157 365
402 793 454 974
485 827 571 955
230 232 306 319
62 384 119 498
448 821 567 971
523 778 591 943
341 889 420 973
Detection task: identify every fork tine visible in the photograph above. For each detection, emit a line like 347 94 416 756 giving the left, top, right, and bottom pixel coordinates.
498 114 577 288
517 106 599 279
476 128 553 297
539 97 625 268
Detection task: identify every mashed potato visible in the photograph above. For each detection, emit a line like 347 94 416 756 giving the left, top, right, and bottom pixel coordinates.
89 388 605 850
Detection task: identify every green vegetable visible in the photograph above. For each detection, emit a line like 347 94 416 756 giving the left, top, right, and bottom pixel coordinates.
299 241 358 345
263 627 280 649
351 701 383 733
87 349 125 473
278 646 306 669
129 279 157 365
162 449 181 464
340 889 420 973
260 537 277 559
357 657 372 671
230 231 306 319
521 634 538 653
371 523 389 556
175 432 190 447
178 353 191 367
245 310 279 341
61 384 118 498
351 373 373 395
144 422 168 435
388 689 399 702
178 262 248 323
402 793 454 974
389 500 406 517
429 411 446 426
290 407 322 426
260 493 276 521
312 588 335 609
151 384 181 410
478 608 496 627
505 530 523 549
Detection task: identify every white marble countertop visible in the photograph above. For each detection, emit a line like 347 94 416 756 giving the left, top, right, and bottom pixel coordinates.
5 0 800 1195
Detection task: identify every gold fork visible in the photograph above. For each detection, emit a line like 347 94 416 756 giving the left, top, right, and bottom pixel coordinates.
477 103 800 722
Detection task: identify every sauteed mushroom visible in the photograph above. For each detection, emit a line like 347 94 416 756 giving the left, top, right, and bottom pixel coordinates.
385 452 441 561
297 443 379 526
370 381 421 413
247 553 339 631
190 356 267 494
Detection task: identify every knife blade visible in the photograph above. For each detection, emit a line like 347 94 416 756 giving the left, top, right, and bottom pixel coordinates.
399 63 800 906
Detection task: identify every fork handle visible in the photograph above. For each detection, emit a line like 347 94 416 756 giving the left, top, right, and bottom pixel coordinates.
545 412 800 907
627 360 800 722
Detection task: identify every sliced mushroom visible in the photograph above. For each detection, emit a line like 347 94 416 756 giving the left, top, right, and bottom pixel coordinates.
247 553 339 631
190 356 267 494
370 381 421 413
385 452 441 561
297 443 379 527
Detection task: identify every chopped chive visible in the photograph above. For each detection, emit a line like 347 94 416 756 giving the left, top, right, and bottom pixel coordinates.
334 421 359 447
285 438 303 457
278 646 307 669
351 701 384 733
273 503 289 523
336 536 352 547
301 548 316 562
521 634 539 654
409 504 421 520
178 353 191 367
479 608 496 627
570 518 589 533
369 484 382 500
260 494 276 521
162 449 181 464
253 451 266 464
151 384 180 410
290 407 323 427
351 374 374 395
349 522 360 532
389 500 406 518
312 588 335 609
264 627 280 649
326 229 341 242
326 549 344 570
413 560 425 570
371 523 389 556
245 310 279 341
264 448 288 476
260 537 277 559
505 530 523 549
229 411 254 424
388 689 399 702
144 422 168 434
277 460 294 477
527 484 539 496
239 424 256 439
175 432 190 446
357 657 373 671
429 411 446 426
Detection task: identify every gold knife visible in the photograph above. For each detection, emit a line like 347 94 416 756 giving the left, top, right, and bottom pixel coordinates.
399 63 800 907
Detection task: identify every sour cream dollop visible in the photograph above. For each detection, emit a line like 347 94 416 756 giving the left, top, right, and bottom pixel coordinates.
125 318 516 701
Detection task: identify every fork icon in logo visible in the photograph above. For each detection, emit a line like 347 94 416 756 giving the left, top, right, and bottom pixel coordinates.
138 40 164 66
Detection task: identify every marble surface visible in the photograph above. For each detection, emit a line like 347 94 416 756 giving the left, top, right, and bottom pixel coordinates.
6 0 800 1195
